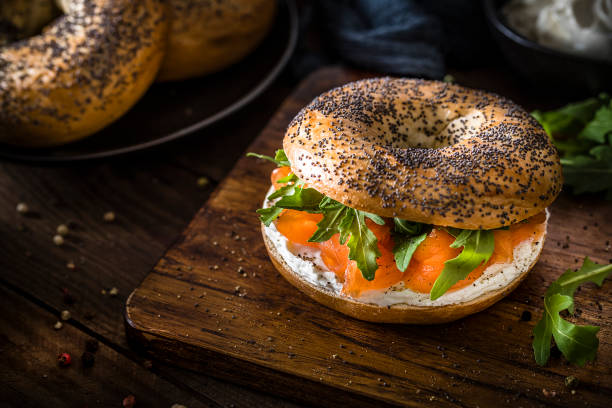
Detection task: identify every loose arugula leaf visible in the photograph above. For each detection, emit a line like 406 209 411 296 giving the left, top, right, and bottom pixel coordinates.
430 230 495 300
553 257 611 313
392 219 428 272
533 257 612 366
341 209 381 280
247 149 291 167
533 294 600 367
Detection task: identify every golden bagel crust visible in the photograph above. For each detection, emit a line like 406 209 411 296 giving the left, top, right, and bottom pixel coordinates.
284 78 563 230
157 0 276 82
262 223 546 324
0 0 167 147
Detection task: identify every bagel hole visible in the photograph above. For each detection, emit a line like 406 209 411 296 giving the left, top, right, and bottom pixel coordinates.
437 110 486 146
0 0 62 46
392 109 485 149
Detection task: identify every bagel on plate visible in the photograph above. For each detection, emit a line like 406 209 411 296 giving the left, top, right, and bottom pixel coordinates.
249 77 563 324
0 0 167 147
157 0 277 82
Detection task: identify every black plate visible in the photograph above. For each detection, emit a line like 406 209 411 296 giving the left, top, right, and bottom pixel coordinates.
0 0 298 162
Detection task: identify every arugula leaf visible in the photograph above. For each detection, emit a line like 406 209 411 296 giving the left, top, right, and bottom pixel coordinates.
267 183 298 201
532 97 602 138
449 229 474 249
363 212 385 225
247 149 291 167
258 170 382 280
394 218 422 235
276 173 298 184
342 209 381 280
552 257 611 312
561 145 612 194
257 206 283 227
308 206 347 243
257 181 318 226
309 203 382 279
393 233 428 272
533 257 612 366
338 209 355 245
275 187 324 212
319 196 344 210
429 230 495 300
392 219 428 272
533 294 600 367
532 94 612 197
579 102 612 143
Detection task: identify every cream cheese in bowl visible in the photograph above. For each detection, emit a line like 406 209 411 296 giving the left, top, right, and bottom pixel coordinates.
503 0 612 60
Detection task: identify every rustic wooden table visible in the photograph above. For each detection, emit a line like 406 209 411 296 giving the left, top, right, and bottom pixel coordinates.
1 61 610 407
0 67 304 407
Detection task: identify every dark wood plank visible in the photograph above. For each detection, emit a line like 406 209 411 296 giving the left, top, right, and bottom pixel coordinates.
0 75 301 406
126 66 612 408
0 74 292 344
0 284 208 408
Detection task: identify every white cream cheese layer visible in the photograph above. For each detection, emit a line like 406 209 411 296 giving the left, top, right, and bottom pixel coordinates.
263 189 546 306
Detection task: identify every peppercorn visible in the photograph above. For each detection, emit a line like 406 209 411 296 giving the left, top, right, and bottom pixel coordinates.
60 310 71 321
53 235 65 246
103 211 115 222
197 176 210 189
57 353 71 367
81 351 95 368
56 224 69 236
85 339 99 353
565 375 579 389
122 395 136 408
16 202 29 214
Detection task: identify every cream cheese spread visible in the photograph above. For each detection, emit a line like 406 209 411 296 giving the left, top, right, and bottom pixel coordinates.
263 188 547 307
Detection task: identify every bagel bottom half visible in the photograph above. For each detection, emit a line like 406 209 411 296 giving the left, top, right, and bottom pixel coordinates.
261 219 547 324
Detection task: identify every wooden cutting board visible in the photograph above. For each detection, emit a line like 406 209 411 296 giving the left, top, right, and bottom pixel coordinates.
125 67 612 407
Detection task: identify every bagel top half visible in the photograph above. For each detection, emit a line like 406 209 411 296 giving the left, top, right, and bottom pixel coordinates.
0 0 167 147
284 78 563 230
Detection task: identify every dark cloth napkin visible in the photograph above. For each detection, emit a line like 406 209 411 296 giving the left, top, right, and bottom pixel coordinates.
296 0 497 79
